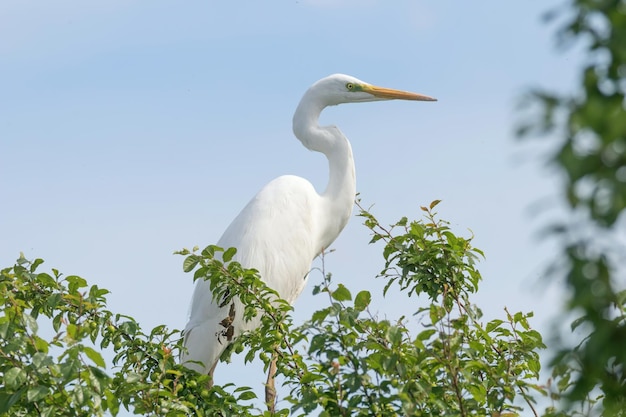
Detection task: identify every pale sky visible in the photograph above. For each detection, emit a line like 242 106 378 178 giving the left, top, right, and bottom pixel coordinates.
1 0 577 413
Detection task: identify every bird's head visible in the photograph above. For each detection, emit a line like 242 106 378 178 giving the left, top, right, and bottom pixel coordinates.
310 73 437 106
293 74 436 152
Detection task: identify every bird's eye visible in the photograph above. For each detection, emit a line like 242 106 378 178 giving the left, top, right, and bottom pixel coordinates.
346 83 354 91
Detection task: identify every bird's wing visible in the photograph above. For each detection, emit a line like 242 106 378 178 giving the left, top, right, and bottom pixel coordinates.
182 175 321 373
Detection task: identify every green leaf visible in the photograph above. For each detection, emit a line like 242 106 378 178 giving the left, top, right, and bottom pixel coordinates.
237 390 257 401
570 315 587 331
105 391 120 416
332 283 352 302
183 255 201 273
223 247 237 263
83 346 106 368
430 199 442 209
31 258 45 272
0 394 12 414
467 383 486 403
429 304 445 324
308 334 326 354
0 388 26 414
66 275 87 293
126 372 142 383
67 323 78 340
486 319 504 333
312 284 321 295
527 357 541 375
311 308 330 324
4 367 27 390
32 352 52 370
300 372 322 384
354 290 371 312
416 328 436 341
22 313 38 334
174 248 190 256
27 386 49 402
46 293 62 309
387 326 403 345
201 245 217 257
34 336 49 353
36 272 56 288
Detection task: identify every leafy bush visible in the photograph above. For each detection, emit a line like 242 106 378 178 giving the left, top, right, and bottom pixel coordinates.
1 203 547 416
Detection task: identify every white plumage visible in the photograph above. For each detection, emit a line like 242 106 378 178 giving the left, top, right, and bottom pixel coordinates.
181 74 436 395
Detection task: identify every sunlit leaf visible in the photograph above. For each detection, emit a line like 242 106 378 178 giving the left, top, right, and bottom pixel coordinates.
83 346 106 368
223 247 237 263
354 291 371 312
183 255 201 273
331 283 352 302
26 386 48 402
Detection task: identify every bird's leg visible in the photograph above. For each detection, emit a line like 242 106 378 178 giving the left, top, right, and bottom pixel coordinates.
206 361 218 389
265 351 278 413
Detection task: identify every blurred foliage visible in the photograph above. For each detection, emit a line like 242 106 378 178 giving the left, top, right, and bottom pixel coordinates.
1 203 548 416
518 0 626 415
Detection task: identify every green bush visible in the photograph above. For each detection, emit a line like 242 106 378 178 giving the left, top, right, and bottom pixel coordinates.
1 203 547 416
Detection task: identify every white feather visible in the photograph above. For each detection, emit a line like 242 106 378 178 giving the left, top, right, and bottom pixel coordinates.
181 73 434 376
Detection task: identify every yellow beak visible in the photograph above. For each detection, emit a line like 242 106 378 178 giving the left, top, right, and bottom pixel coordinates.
362 84 437 101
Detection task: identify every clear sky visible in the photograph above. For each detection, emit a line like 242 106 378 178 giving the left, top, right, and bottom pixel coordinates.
1 0 578 412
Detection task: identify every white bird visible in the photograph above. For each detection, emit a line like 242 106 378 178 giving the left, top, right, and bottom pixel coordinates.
181 74 436 410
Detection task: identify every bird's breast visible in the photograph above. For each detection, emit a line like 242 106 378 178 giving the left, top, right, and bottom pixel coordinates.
217 175 321 303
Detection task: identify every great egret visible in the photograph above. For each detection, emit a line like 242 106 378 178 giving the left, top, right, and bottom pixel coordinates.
181 74 436 410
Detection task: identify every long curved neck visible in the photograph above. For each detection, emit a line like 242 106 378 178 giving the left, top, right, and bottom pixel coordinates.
293 93 356 251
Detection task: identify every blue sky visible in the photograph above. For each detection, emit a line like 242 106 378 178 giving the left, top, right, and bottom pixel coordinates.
1 0 578 412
